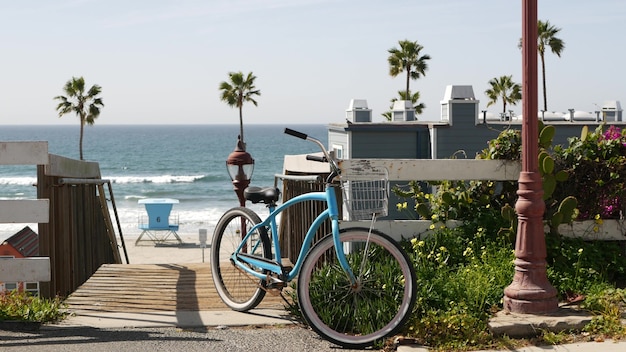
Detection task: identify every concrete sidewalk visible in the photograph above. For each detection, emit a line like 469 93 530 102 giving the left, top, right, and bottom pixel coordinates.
58 307 626 352
59 308 294 329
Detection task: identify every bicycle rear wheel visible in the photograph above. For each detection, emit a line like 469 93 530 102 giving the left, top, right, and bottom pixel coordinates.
297 227 416 348
211 207 271 311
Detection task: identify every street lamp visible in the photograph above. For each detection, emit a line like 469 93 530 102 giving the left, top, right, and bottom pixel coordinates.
503 0 558 314
226 136 254 207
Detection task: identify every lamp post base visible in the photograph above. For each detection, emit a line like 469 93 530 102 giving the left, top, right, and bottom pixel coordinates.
503 296 558 315
504 259 558 314
504 171 558 314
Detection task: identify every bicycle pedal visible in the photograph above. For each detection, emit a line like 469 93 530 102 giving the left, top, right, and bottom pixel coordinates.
268 278 285 286
267 288 283 296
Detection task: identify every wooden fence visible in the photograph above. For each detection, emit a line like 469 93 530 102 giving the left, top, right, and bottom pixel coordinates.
276 173 336 264
276 154 336 263
338 159 626 242
37 154 123 298
0 142 51 289
1 141 123 299
276 157 520 262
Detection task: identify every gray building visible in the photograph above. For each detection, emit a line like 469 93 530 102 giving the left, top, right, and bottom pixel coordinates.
328 86 625 219
331 86 625 161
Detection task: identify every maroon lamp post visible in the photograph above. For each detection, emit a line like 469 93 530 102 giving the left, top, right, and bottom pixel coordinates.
226 136 254 207
503 0 558 314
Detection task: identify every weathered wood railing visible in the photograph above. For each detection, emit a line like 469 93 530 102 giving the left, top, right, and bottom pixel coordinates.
1 141 122 299
37 154 122 298
277 155 333 263
0 142 51 289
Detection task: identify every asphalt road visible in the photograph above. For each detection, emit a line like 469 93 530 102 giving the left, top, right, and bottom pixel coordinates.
0 324 371 352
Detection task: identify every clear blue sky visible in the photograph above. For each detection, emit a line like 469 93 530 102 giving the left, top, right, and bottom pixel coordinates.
1 0 624 125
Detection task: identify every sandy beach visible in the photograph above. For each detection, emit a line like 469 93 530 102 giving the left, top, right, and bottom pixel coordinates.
117 233 212 265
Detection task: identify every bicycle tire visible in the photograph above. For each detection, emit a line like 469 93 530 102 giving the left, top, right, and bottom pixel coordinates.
297 227 416 348
211 207 272 311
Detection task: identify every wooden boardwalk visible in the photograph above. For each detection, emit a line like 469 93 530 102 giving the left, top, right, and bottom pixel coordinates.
65 263 288 313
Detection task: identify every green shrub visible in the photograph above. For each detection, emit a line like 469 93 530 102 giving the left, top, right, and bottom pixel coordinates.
0 290 67 323
546 236 626 296
581 288 626 337
552 125 626 220
401 224 515 349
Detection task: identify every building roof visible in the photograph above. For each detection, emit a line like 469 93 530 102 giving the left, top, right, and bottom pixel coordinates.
1 226 39 257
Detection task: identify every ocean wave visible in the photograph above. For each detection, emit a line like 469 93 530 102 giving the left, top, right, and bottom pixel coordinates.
108 175 206 184
0 177 37 186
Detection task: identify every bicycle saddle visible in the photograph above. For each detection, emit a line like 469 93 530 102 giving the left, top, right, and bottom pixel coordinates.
244 186 281 204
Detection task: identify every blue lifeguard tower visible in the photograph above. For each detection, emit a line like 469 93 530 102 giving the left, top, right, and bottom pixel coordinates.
136 198 182 245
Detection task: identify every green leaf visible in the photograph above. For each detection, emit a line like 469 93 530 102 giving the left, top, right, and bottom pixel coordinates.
580 125 589 141
543 174 556 200
555 170 568 182
441 192 454 205
551 211 563 228
501 204 516 221
542 155 555 174
539 125 555 149
538 151 549 175
415 203 431 218
558 196 578 221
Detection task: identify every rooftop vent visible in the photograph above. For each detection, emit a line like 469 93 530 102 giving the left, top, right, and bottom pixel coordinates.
391 100 416 122
601 100 623 121
346 99 372 122
442 85 475 101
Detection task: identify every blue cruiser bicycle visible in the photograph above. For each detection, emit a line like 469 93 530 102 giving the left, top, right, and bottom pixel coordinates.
211 128 416 348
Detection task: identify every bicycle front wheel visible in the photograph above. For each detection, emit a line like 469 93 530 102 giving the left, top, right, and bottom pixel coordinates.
211 207 271 312
297 228 416 349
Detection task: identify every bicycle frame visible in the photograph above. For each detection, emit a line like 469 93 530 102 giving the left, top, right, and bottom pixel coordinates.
231 184 357 285
213 128 412 348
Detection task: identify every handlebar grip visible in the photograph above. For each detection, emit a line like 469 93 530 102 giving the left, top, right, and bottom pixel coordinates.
284 128 308 140
306 154 327 163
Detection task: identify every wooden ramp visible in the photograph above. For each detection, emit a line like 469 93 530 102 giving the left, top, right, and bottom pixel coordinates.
65 263 288 313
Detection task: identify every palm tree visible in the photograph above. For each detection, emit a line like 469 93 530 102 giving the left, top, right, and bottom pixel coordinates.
382 90 426 121
219 71 260 149
519 20 565 111
387 39 431 99
485 75 522 115
54 77 104 160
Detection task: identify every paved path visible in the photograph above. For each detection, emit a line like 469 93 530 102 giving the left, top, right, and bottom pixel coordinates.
7 239 620 351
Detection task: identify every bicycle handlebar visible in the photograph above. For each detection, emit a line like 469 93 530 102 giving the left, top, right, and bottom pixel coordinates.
284 128 308 140
285 127 340 182
306 154 327 163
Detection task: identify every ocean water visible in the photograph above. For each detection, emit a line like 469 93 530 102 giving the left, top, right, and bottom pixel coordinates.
0 124 328 241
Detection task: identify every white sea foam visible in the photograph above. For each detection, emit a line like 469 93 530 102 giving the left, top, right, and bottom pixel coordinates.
0 176 37 186
109 175 205 184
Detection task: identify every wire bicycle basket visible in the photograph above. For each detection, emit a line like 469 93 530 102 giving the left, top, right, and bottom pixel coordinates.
339 163 389 221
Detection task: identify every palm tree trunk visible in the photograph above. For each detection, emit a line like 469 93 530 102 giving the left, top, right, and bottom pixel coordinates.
79 118 85 160
238 106 245 150
540 53 547 111
405 69 411 98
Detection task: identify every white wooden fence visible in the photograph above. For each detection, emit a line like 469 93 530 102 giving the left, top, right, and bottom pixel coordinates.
0 141 51 284
337 159 626 242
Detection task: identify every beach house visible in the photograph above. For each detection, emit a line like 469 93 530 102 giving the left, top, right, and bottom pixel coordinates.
324 85 624 219
331 85 623 162
0 226 41 295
